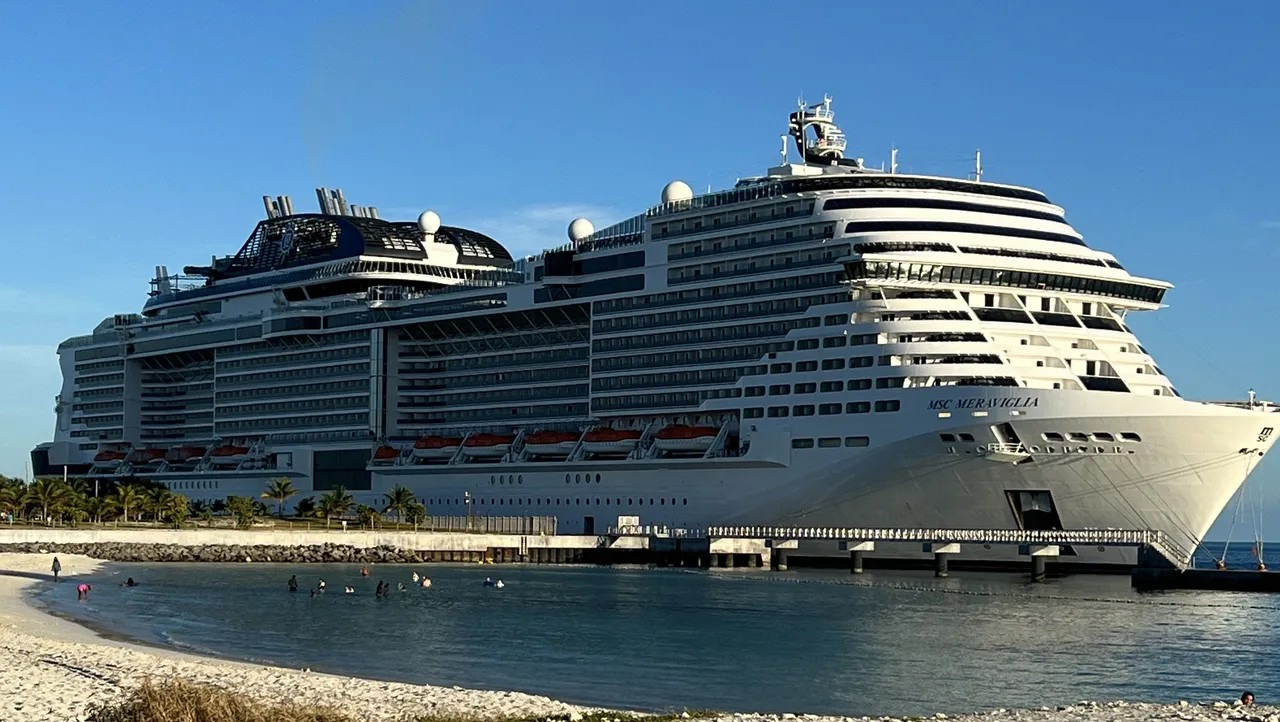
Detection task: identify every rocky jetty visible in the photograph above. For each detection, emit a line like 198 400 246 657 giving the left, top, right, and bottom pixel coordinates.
0 541 433 564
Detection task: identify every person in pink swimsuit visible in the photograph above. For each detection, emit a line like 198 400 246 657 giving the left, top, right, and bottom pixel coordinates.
76 583 91 600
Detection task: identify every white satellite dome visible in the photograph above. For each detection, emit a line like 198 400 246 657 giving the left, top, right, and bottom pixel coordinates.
417 210 442 235
568 217 594 243
661 180 694 204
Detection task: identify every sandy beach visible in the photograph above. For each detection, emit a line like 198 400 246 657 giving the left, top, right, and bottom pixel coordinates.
0 552 1274 722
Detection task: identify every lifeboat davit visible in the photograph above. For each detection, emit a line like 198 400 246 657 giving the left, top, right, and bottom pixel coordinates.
522 431 579 457
371 445 400 465
209 445 250 466
412 436 462 460
652 424 719 453
461 433 514 458
580 427 641 455
92 450 125 467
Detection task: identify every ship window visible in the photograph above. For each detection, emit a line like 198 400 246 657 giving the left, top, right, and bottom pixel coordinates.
820 381 843 392
846 401 871 414
791 438 814 449
745 386 766 397
874 400 901 412
822 359 846 370
796 361 818 372
793 405 815 416
818 437 841 448
819 403 841 415
1042 432 1065 442
744 407 764 418
850 356 873 368
824 314 847 326
940 433 957 442
845 436 870 447
1119 432 1142 442
768 385 791 395
1066 432 1088 442
849 379 872 390
770 363 792 373
595 474 601 483
767 406 789 417
1091 432 1115 442
795 382 816 394
823 336 848 348
876 377 906 389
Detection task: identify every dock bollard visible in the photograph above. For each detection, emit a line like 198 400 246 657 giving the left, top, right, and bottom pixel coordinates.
775 550 789 572
934 553 949 577
851 550 864 574
1032 555 1047 582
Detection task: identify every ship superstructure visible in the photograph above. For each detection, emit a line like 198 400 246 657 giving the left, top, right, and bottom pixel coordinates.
35 96 1277 565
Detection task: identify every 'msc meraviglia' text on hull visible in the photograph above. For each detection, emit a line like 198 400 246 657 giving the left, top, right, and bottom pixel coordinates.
34 97 1277 566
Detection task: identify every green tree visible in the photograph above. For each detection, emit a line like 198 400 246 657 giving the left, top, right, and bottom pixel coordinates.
111 484 145 523
210 498 227 515
226 496 256 528
294 496 316 518
404 500 427 531
355 504 379 529
0 484 21 521
315 486 353 528
382 485 415 526
84 495 115 524
23 477 69 525
261 477 298 518
146 488 173 525
164 494 190 527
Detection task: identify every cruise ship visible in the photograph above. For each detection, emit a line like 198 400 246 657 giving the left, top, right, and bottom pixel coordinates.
34 97 1277 566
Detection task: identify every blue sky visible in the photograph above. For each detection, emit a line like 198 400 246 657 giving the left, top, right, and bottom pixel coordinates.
1 3 1277 538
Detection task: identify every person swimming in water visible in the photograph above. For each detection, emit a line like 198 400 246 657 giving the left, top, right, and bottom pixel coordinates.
344 585 354 594
360 565 370 577
411 572 420 583
317 578 327 591
420 577 432 588
120 577 138 588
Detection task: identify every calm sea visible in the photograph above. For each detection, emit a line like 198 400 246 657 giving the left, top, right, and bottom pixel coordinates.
32 543 1280 717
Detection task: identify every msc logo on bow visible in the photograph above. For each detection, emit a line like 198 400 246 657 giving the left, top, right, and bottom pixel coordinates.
1260 427 1275 444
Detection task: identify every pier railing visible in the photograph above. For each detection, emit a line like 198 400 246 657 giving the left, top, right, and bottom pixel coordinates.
705 526 1174 547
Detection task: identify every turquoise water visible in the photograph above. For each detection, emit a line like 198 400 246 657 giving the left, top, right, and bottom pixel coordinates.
34 560 1280 716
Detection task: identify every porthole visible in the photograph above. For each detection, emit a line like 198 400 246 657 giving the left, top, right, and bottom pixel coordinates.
595 473 601 483
518 474 523 484
490 475 495 484
575 473 581 483
649 498 655 506
628 498 633 505
565 474 571 484
660 498 665 505
682 498 688 505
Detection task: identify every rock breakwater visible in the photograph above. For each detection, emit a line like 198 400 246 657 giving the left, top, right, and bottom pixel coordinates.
0 541 435 564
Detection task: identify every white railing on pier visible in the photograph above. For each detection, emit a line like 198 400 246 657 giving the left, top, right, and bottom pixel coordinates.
706 526 1172 547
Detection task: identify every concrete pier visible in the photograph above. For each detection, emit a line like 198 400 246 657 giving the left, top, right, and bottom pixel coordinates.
925 543 960 578
1027 544 1059 583
840 541 875 574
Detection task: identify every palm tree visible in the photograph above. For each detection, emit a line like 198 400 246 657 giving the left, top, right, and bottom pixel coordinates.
316 486 353 528
226 496 256 528
164 494 190 526
261 477 298 518
191 500 211 526
146 488 175 525
382 485 415 526
405 500 427 532
355 504 379 530
210 498 227 515
0 484 21 522
294 496 316 518
110 484 145 523
23 478 69 525
85 496 115 524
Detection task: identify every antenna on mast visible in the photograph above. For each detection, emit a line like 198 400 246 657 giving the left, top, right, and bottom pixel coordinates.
890 147 899 175
780 134 789 165
974 149 983 182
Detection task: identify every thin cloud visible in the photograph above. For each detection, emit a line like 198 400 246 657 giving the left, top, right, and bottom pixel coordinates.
1258 220 1280 230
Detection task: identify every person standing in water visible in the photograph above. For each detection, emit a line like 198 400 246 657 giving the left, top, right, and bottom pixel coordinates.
76 583 91 600
51 557 61 582
288 575 298 593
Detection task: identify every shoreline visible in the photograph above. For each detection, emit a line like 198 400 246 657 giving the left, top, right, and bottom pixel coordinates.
0 553 1272 722
0 552 598 722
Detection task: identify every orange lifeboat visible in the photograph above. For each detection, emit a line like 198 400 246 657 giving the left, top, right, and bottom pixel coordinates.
127 448 168 465
177 446 207 464
652 424 719 453
411 436 462 460
209 445 250 466
523 430 579 457
580 427 641 455
92 450 125 467
460 433 515 458
371 445 400 465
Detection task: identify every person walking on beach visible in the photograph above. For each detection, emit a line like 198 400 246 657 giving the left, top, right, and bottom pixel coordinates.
288 575 298 593
51 557 61 582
